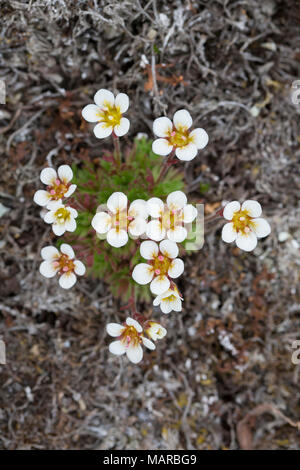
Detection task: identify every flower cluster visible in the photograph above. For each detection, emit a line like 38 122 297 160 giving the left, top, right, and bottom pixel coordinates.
34 164 86 289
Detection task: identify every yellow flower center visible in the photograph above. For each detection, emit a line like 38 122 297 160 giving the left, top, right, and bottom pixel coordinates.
120 325 141 348
111 209 128 232
167 126 193 148
150 253 172 276
232 209 255 235
55 207 71 223
161 208 183 231
97 102 122 128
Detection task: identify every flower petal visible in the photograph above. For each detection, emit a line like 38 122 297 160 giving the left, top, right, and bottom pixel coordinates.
236 231 257 252
41 246 59 260
126 344 143 364
167 225 187 243
60 243 75 259
40 167 57 185
34 190 51 207
107 192 128 214
115 93 129 113
159 239 178 259
126 317 143 332
93 122 113 139
183 204 197 223
160 301 173 314
190 128 209 149
107 228 128 248
223 201 241 220
167 191 187 211
140 240 159 260
175 142 198 161
81 104 101 122
142 336 156 350
150 275 170 295
52 224 66 236
132 263 154 285
173 109 193 130
64 184 77 198
65 218 77 232
59 272 77 289
168 258 184 278
241 200 262 218
252 218 271 238
152 138 173 156
43 210 55 224
221 222 237 243
106 323 125 337
146 219 166 241
92 212 111 233
94 89 114 108
128 199 148 219
74 260 86 276
128 218 147 237
58 165 73 183
109 340 126 356
39 260 58 278
114 117 130 137
153 116 173 137
146 197 164 218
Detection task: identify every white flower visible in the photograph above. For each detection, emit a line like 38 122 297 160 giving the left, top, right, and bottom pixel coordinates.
91 192 148 248
33 165 76 209
132 239 184 295
43 202 78 236
106 317 155 364
152 109 208 161
82 89 130 139
144 321 167 341
146 191 197 242
39 244 86 289
153 283 183 314
221 200 271 252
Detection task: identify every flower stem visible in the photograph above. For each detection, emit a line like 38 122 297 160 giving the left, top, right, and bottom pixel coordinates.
156 151 175 184
112 134 121 168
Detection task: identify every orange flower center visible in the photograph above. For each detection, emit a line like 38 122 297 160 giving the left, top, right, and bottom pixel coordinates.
47 179 70 200
161 208 183 231
120 325 141 348
53 254 75 274
150 253 172 276
167 126 192 148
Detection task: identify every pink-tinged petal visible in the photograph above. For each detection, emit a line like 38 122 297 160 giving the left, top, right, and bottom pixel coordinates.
107 192 128 214
175 143 197 161
126 317 143 332
92 212 111 234
74 260 86 276
65 218 77 232
252 218 271 238
93 122 113 139
58 165 73 183
140 240 159 260
106 323 125 337
64 184 77 198
94 89 114 108
39 260 59 278
59 272 77 289
34 190 51 207
173 109 193 130
126 344 143 364
223 201 241 220
82 104 101 122
142 336 156 350
115 93 129 113
146 197 164 218
168 258 184 278
40 167 57 185
159 239 178 259
167 190 187 211
60 243 75 259
114 117 130 137
190 128 209 149
107 228 128 248
241 200 262 218
41 246 59 260
167 226 187 243
146 219 166 241
109 340 126 356
132 263 154 285
221 222 237 243
152 138 173 156
183 204 197 223
153 116 173 137
236 231 257 252
150 275 170 295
